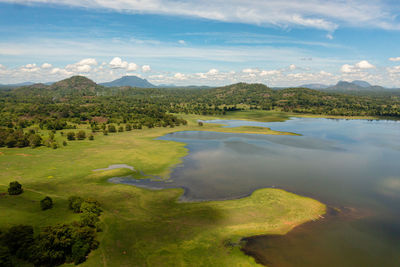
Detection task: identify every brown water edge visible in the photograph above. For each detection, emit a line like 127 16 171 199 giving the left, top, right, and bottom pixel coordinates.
240 206 370 267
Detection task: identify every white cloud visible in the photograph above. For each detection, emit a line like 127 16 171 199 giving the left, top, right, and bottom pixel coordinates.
289 64 297 70
65 58 98 73
174 72 186 80
326 33 333 40
341 60 375 73
109 57 128 69
355 60 375 69
260 70 280 76
5 0 400 31
41 63 52 69
242 68 259 73
207 68 219 75
141 65 151 72
178 40 186 45
340 64 355 73
0 64 6 70
387 66 400 73
77 58 97 66
389 57 400 62
127 63 138 71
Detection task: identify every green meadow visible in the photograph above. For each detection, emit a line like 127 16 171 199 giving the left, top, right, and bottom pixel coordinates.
0 112 325 266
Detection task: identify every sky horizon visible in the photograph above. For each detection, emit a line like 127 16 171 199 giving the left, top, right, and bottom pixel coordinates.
0 0 400 87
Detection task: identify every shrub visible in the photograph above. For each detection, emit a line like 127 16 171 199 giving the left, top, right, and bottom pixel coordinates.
68 196 84 213
77 131 86 140
3 225 34 258
125 124 132 131
88 134 94 140
107 125 116 133
8 181 23 195
40 196 53 210
67 132 75 141
198 121 204 126
0 245 12 267
63 140 67 146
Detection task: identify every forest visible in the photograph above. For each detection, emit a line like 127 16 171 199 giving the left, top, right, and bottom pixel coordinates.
0 76 399 148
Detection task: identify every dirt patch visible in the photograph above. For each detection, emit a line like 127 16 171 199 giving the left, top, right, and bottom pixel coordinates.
0 152 4 156
16 153 32 157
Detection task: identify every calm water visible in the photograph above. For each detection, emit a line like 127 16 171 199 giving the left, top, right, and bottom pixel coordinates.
110 118 400 266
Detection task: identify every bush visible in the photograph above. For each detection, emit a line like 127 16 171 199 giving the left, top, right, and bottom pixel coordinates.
3 225 34 258
125 124 132 131
107 125 116 133
198 121 204 126
88 134 94 140
67 132 75 141
68 196 84 213
8 181 23 195
118 126 124 132
0 245 12 267
103 130 108 135
63 140 67 146
40 196 53 210
76 130 86 140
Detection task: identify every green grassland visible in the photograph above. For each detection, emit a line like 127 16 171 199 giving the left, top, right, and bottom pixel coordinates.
0 112 325 266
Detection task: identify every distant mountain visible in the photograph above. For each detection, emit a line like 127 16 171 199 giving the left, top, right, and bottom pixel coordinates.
351 80 371 87
299 83 331 89
326 81 385 92
0 81 54 88
100 75 156 88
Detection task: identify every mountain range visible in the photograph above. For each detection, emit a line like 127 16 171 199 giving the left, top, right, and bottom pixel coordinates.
1 76 398 92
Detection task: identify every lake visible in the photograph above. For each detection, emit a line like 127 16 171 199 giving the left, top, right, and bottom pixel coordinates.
110 117 400 266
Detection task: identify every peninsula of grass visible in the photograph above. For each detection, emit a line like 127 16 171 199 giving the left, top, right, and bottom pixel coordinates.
0 112 325 266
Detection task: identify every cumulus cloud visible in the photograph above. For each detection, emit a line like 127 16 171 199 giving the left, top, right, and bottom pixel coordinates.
207 68 219 75
242 68 259 74
355 60 375 69
174 72 186 80
341 60 375 73
289 64 297 70
178 40 186 45
141 65 151 72
127 63 138 71
41 63 52 69
109 57 128 69
65 58 98 73
389 57 400 62
387 66 400 73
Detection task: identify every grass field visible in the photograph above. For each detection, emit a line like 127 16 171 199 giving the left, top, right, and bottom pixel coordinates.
0 112 325 266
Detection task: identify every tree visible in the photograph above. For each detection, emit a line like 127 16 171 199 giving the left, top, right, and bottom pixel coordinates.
40 196 53 210
77 130 86 140
8 181 23 195
125 124 132 131
0 245 12 267
68 196 84 213
3 225 34 259
29 134 42 148
107 125 116 133
67 132 76 140
118 126 124 132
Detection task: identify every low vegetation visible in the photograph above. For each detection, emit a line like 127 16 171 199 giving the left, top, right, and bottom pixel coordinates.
0 112 326 266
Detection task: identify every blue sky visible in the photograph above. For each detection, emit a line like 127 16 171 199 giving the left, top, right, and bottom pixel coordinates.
0 0 400 86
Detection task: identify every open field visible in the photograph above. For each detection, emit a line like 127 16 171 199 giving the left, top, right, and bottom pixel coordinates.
0 112 325 266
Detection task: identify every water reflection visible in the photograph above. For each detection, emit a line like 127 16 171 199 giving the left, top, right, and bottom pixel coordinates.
110 117 400 266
